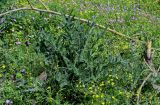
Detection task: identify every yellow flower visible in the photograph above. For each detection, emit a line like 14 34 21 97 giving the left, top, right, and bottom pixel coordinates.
2 65 6 69
100 82 105 86
112 96 115 100
101 102 105 105
100 94 104 98
82 84 85 87
107 81 110 84
47 86 51 90
122 45 129 50
0 74 2 78
111 82 114 85
95 95 99 98
119 91 123 95
109 75 112 77
90 90 93 93
80 11 83 16
89 87 92 90
76 84 79 87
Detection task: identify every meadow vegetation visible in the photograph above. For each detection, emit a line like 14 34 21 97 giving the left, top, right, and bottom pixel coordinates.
0 0 160 105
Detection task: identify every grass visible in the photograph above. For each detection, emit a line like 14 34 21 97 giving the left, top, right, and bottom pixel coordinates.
0 0 160 105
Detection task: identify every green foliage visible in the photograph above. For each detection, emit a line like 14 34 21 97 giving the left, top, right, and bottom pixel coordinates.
0 0 160 105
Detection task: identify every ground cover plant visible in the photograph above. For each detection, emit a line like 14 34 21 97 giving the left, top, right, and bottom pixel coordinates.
0 0 160 105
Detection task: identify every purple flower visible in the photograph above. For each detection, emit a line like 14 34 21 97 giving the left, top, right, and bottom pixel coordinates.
25 41 31 47
109 19 117 23
105 5 115 13
109 18 124 24
123 6 127 12
118 19 125 23
15 41 21 45
131 16 137 20
5 99 13 105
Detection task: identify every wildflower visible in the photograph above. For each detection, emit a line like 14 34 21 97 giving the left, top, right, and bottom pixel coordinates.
11 29 15 32
19 26 22 29
131 16 137 20
100 93 104 98
80 11 83 16
118 19 125 23
105 5 115 12
2 64 6 69
21 69 26 74
0 74 2 78
111 82 114 85
89 87 92 90
44 17 49 21
93 94 99 99
47 86 51 90
95 95 99 98
5 99 13 105
15 41 21 45
90 90 93 93
25 41 31 47
112 96 115 100
15 38 21 45
82 84 85 88
76 84 78 87
109 19 117 24
109 75 112 77
100 81 105 86
119 91 123 95
101 102 105 105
